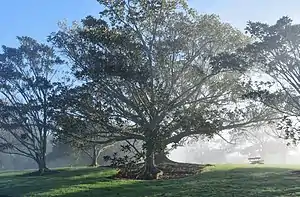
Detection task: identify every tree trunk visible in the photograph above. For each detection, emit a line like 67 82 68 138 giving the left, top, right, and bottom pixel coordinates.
90 156 98 167
89 145 100 167
37 156 48 174
140 138 163 180
41 104 48 173
142 148 156 180
155 151 177 164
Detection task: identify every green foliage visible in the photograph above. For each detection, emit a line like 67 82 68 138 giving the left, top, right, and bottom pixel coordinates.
52 84 113 145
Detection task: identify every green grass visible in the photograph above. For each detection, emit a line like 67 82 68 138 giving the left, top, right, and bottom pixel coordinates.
1 165 300 196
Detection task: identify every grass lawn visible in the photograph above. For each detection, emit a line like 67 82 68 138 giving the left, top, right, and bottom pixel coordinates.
1 165 300 196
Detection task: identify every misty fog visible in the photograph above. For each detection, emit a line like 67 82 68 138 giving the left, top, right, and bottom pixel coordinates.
170 127 300 165
169 141 300 165
2 127 300 171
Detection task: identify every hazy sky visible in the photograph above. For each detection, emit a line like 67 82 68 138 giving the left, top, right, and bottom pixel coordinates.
190 0 300 30
1 0 300 47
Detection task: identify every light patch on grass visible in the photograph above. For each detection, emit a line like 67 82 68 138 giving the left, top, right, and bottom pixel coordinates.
250 171 285 177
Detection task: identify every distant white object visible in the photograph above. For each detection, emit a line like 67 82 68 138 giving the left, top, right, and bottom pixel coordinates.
248 156 264 164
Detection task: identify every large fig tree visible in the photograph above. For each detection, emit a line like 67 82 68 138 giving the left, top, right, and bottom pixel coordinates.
50 0 274 179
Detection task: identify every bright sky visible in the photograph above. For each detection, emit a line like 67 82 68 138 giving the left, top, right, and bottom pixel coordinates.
190 0 300 30
1 0 300 47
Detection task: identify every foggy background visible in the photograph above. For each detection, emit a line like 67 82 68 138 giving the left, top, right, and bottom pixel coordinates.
2 126 300 171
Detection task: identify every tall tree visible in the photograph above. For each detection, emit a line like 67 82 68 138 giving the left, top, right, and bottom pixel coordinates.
50 0 274 179
0 36 64 173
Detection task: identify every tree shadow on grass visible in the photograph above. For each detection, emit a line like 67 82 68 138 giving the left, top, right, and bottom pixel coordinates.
0 167 116 197
0 167 102 181
59 166 300 197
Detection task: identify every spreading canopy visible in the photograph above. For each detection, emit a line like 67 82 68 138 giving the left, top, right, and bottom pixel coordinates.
50 0 276 165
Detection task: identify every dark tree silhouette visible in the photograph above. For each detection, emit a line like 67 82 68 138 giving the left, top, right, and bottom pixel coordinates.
0 37 64 173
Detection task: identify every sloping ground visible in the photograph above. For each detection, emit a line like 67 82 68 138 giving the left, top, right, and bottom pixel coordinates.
1 165 300 197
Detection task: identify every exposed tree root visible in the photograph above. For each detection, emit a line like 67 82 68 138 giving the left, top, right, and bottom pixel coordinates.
89 163 99 167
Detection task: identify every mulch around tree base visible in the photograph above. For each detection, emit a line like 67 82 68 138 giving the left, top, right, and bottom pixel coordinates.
113 162 214 180
157 163 214 179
